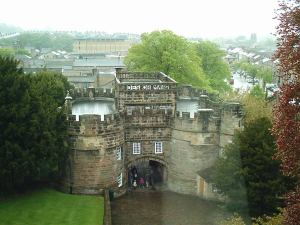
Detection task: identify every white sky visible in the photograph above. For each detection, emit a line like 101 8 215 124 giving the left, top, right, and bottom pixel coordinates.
1 0 279 38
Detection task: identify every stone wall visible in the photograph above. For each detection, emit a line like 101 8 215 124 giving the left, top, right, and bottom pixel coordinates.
174 111 219 133
115 71 177 113
168 128 219 195
63 71 243 198
66 113 125 194
167 90 242 196
219 103 242 151
115 70 177 185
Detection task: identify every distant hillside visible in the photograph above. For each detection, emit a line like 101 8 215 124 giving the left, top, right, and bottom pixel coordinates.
0 23 23 33
0 31 74 52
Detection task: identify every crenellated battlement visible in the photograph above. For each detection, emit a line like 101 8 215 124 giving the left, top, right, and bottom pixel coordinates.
176 85 209 99
115 70 177 83
68 112 124 137
69 87 115 99
174 110 219 133
175 110 213 119
222 102 243 117
68 112 122 123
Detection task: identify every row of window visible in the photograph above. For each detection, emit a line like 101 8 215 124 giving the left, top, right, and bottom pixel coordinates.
132 142 163 154
116 142 163 187
115 142 163 160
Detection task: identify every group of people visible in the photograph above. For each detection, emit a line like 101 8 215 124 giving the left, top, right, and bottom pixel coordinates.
128 166 153 190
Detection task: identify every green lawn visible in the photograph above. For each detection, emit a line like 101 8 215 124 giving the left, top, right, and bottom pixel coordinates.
0 189 104 225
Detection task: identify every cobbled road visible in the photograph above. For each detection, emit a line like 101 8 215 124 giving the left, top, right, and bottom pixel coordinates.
111 190 230 225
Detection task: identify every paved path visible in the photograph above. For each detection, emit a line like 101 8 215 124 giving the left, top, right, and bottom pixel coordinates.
111 190 230 225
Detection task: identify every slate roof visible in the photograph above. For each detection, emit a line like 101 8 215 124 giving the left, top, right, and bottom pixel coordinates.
73 58 124 67
67 76 95 83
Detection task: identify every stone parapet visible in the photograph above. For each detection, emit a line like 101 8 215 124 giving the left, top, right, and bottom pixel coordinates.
174 111 218 133
176 85 209 99
115 71 177 83
68 113 123 134
69 87 115 99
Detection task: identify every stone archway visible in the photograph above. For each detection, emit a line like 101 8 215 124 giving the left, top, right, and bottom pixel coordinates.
126 156 168 188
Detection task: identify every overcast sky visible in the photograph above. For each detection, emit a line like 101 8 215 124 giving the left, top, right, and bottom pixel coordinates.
1 0 279 38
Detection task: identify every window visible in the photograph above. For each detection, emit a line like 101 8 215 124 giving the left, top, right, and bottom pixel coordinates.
117 173 122 187
132 142 141 154
155 141 163 154
116 146 122 160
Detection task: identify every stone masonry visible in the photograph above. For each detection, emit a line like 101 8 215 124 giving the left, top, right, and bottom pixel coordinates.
62 70 242 197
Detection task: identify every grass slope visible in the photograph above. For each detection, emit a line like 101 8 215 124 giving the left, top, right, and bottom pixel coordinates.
0 189 103 225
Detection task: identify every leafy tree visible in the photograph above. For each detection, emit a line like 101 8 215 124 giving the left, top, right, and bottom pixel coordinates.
124 30 210 90
15 48 30 55
241 93 272 124
256 66 273 89
219 214 246 225
252 210 283 225
194 41 231 93
0 48 30 57
0 32 74 52
27 71 71 180
272 1 300 224
0 56 70 193
220 211 283 225
0 48 14 57
213 117 294 217
233 61 273 89
249 85 265 99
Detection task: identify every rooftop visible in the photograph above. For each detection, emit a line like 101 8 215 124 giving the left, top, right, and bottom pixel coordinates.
73 58 124 67
115 71 177 84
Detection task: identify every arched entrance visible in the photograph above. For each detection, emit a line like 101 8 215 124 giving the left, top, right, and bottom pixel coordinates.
127 157 167 189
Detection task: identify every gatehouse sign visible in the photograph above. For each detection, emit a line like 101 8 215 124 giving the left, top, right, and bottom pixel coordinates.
126 84 170 91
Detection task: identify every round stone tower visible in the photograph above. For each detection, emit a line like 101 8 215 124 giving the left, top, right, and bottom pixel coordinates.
62 88 125 195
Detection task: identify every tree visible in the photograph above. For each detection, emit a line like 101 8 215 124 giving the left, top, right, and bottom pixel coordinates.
27 71 71 181
272 1 300 224
0 48 14 57
241 93 273 124
213 117 294 217
0 32 74 52
220 212 283 225
194 41 231 93
220 214 246 225
249 85 265 99
233 60 273 89
0 48 30 57
0 56 70 192
124 30 210 90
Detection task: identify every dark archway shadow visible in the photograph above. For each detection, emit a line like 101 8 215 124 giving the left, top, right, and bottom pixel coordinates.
127 158 167 189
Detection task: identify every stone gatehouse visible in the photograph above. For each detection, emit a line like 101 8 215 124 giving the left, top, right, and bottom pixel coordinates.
61 69 242 199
